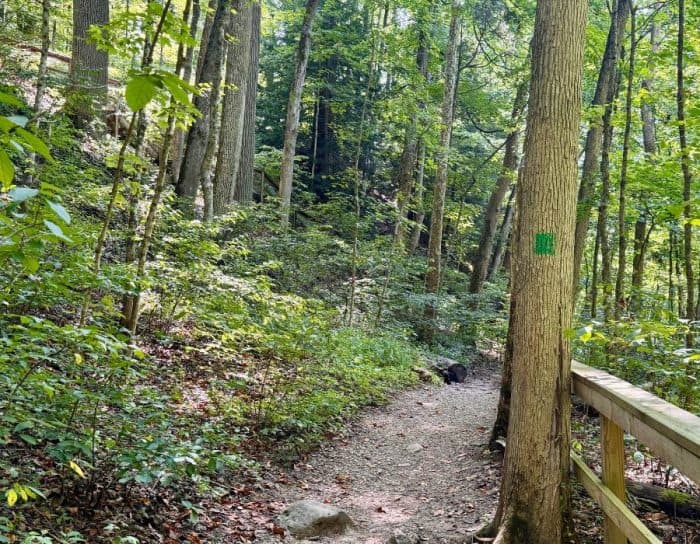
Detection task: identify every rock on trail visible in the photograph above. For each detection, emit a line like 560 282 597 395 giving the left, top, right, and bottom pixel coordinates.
256 376 502 543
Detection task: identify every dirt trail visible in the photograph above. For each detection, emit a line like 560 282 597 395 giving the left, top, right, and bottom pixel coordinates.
255 376 503 543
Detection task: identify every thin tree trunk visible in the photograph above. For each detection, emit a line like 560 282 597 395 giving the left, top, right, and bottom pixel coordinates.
676 0 695 347
591 217 601 318
33 0 51 111
409 141 426 253
235 1 261 204
170 0 200 183
212 0 251 215
278 0 321 226
422 0 461 342
470 81 527 294
614 3 635 319
488 185 516 282
631 23 658 312
572 0 629 295
175 0 229 213
484 0 587 540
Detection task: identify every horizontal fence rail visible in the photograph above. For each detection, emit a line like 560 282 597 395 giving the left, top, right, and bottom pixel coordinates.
571 361 700 544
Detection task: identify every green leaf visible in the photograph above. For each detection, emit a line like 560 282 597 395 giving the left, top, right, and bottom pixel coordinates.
0 148 15 188
9 187 39 203
43 220 72 243
160 73 190 105
0 91 23 108
7 115 28 127
15 128 52 161
20 253 39 273
125 75 159 111
46 200 71 224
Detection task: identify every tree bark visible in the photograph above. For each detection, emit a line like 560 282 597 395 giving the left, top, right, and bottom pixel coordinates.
235 1 261 204
676 0 695 347
175 0 229 213
34 0 51 111
470 81 527 294
278 0 321 226
631 23 658 312
614 4 635 319
572 0 629 296
422 0 461 342
484 0 587 540
212 0 252 215
487 185 515 283
70 0 108 91
409 140 427 253
170 0 201 185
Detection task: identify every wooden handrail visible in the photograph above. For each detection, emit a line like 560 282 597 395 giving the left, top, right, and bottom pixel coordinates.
572 361 700 483
570 361 700 544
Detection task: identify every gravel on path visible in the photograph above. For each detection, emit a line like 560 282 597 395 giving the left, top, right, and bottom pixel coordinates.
255 376 503 543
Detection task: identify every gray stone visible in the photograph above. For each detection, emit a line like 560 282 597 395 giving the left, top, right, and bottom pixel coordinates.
407 443 424 453
386 529 421 544
277 500 352 538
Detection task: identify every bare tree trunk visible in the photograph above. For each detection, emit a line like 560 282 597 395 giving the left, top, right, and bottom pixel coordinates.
487 185 515 282
676 0 695 347
175 0 229 213
235 1 261 204
470 81 527 294
572 0 629 295
630 24 658 312
68 0 109 124
212 0 251 215
421 0 461 342
614 3 636 319
278 0 321 226
170 0 200 184
409 141 426 253
33 0 51 111
483 0 587 540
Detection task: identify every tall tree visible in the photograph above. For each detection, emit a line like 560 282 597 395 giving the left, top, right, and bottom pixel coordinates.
33 0 51 111
236 1 261 204
278 0 321 226
572 0 629 294
422 0 461 340
676 0 695 345
631 22 658 312
483 0 587 540
175 0 229 212
469 80 527 294
69 0 109 123
614 3 636 318
212 0 252 215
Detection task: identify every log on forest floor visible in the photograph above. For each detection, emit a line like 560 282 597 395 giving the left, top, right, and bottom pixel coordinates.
626 479 700 520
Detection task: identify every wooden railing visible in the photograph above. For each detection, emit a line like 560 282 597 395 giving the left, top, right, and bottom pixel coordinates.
570 361 700 544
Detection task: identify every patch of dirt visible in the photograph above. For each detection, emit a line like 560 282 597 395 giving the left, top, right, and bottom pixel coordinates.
242 376 503 543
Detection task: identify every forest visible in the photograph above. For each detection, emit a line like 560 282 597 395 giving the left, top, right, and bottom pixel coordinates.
0 0 698 542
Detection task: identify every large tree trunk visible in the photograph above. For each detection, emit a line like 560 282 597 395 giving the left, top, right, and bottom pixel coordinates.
421 0 461 342
484 0 587 540
69 0 109 124
470 81 527 294
572 0 629 296
212 0 252 215
676 0 695 347
278 0 321 226
235 1 261 204
175 0 229 213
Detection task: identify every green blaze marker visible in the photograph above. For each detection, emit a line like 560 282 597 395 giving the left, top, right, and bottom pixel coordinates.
535 232 555 256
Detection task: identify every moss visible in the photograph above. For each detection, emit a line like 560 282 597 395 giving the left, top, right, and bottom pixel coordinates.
660 488 692 505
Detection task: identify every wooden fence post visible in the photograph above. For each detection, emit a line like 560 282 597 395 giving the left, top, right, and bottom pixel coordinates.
601 415 627 544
